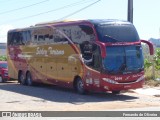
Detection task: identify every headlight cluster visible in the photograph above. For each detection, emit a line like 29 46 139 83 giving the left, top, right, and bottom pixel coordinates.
136 75 145 82
102 78 118 84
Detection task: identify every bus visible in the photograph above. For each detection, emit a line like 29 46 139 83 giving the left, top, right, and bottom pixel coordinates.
7 19 154 94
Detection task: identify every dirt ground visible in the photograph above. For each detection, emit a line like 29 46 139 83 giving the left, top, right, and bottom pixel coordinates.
0 81 160 111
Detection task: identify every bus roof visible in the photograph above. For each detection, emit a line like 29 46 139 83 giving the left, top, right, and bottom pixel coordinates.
8 19 132 32
35 19 131 26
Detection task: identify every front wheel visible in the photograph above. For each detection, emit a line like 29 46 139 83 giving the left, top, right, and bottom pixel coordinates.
26 72 33 86
75 78 86 94
18 72 26 85
0 76 4 83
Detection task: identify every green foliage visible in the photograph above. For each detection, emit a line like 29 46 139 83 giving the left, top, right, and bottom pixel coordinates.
144 48 160 70
144 59 152 69
0 55 7 61
144 48 160 85
153 49 160 70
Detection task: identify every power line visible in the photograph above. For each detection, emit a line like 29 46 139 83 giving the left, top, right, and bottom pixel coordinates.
58 0 101 20
0 0 93 24
0 0 50 15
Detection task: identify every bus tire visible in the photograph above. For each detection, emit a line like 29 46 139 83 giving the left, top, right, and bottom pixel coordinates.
112 91 120 94
0 76 4 83
75 77 86 94
18 72 26 85
26 72 33 86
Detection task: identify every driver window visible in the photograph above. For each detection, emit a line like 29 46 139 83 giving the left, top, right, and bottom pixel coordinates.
92 45 102 71
80 42 102 71
80 41 93 66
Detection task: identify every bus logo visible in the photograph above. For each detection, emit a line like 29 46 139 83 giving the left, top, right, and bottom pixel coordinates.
36 47 64 56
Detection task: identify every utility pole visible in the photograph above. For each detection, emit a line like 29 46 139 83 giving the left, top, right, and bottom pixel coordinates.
127 0 133 23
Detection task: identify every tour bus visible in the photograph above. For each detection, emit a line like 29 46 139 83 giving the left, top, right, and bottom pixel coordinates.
7 19 154 94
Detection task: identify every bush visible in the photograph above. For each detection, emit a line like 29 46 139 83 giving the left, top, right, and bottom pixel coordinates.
0 55 7 61
153 49 160 70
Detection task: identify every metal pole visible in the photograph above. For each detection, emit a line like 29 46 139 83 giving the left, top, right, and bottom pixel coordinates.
128 0 133 23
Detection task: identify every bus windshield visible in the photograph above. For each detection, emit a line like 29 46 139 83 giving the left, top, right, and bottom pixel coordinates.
103 45 144 74
96 24 140 42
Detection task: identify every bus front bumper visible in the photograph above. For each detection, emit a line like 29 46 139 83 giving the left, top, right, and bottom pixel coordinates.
101 75 145 91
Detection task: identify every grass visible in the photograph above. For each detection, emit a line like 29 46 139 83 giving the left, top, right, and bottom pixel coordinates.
145 67 160 87
145 78 160 87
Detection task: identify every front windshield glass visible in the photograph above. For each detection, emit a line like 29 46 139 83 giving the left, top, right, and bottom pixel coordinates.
96 24 140 42
103 45 144 74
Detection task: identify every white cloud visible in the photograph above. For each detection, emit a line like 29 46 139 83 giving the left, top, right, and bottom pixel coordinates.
0 25 14 43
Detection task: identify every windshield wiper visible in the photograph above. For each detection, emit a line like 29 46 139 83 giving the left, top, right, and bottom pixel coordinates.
119 63 126 71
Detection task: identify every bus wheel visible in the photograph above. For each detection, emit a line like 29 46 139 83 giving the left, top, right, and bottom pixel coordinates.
112 91 120 94
75 78 86 94
26 72 33 86
0 76 4 83
18 72 26 85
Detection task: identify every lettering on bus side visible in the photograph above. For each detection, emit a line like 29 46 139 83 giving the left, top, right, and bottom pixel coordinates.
48 47 64 55
36 47 47 55
36 47 64 56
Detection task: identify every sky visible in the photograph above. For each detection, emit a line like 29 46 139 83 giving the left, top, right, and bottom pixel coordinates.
0 0 160 43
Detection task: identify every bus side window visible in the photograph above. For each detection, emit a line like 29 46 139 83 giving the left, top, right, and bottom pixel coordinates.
44 34 49 42
22 32 26 44
49 35 54 43
26 31 31 44
81 42 102 70
21 30 31 45
70 25 95 44
49 35 53 40
8 32 13 45
33 35 38 44
11 32 21 45
38 35 44 41
92 45 102 71
34 35 37 40
53 29 68 44
81 41 93 66
79 25 94 35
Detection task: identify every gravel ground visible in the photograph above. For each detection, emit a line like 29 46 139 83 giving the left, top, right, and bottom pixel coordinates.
0 81 160 111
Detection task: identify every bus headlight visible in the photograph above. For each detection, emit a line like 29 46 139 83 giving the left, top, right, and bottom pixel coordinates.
102 78 118 84
137 75 145 82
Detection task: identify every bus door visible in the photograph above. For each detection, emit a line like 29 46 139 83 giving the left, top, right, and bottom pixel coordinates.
82 43 102 90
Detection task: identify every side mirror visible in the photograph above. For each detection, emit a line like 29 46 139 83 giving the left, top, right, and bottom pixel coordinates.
141 39 154 55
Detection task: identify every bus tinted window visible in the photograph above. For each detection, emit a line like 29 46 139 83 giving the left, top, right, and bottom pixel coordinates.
22 31 31 44
33 28 68 45
8 32 21 45
38 35 44 41
58 25 95 44
8 31 31 45
7 32 13 45
96 24 140 42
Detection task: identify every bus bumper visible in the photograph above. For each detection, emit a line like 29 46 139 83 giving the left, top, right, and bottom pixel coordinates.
101 76 145 91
